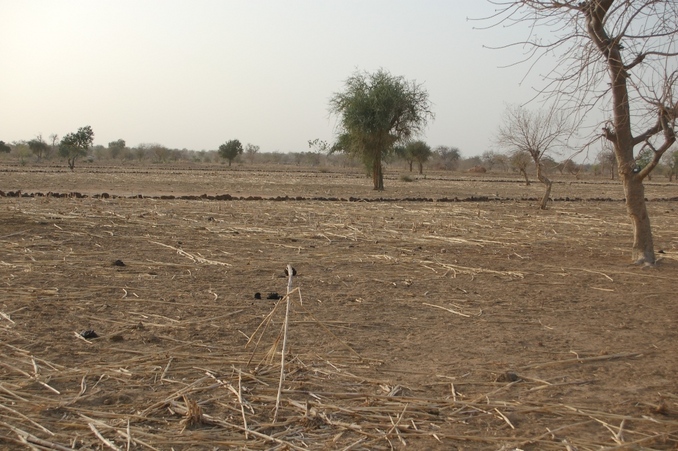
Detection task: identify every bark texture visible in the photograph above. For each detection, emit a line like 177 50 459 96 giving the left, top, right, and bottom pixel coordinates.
536 163 552 210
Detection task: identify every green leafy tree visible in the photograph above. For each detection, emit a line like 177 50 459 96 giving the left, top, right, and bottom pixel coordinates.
218 139 243 166
488 2 678 264
59 126 94 170
636 147 655 181
108 139 126 159
329 69 434 190
404 140 432 174
28 136 49 162
11 142 31 165
662 147 678 182
0 141 11 154
393 145 413 171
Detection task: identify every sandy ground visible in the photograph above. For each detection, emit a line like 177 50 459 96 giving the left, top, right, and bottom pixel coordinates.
1 165 677 450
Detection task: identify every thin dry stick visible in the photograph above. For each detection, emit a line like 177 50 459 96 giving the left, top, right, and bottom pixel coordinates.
126 419 131 451
149 240 231 266
494 408 515 429
572 267 614 281
80 414 160 451
423 302 471 318
0 382 29 402
3 422 72 451
168 400 307 451
520 352 642 369
0 311 15 323
78 375 87 397
0 360 61 394
140 375 211 416
387 403 409 446
30 356 39 378
160 356 173 381
207 371 250 439
0 403 55 435
88 422 121 451
244 296 287 366
237 372 249 439
273 263 295 423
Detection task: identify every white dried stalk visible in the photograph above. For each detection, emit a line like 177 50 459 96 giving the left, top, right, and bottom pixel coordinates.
273 263 294 423
88 422 121 451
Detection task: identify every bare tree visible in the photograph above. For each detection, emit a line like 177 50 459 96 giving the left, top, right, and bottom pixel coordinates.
245 143 260 164
596 144 617 180
481 150 501 171
497 106 569 209
555 159 580 176
493 153 510 172
487 1 678 264
433 146 461 170
48 133 59 160
510 149 532 185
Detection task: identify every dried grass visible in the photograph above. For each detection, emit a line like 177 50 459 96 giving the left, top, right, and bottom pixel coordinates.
1 174 677 450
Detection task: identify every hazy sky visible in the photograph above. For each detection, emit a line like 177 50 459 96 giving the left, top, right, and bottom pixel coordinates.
2 1 539 156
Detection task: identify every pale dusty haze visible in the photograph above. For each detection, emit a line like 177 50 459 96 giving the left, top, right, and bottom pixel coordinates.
1 1 535 156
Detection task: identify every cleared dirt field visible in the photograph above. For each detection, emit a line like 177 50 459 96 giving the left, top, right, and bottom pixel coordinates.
1 165 677 450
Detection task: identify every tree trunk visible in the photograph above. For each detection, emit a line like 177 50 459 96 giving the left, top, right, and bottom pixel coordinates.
520 169 530 186
372 153 384 190
408 161 413 172
581 0 667 264
623 174 655 264
418 161 423 174
536 163 552 210
68 157 75 171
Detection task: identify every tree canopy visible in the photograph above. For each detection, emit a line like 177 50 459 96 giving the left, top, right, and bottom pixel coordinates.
59 126 94 170
403 140 433 174
218 139 243 166
28 137 49 161
0 141 11 153
329 69 434 190
662 147 678 181
108 139 126 159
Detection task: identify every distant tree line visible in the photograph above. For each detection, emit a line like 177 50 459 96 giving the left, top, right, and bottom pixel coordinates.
2 133 677 181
